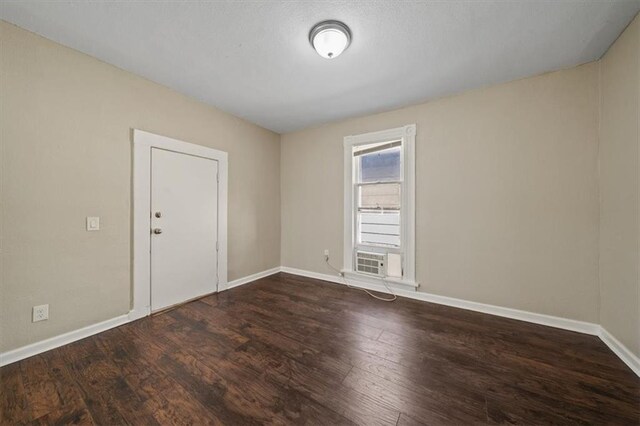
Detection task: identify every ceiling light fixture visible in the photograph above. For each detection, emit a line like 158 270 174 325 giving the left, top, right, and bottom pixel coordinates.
309 20 351 59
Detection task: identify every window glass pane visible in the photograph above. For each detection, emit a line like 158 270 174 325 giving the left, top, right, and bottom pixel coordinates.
358 146 401 183
358 210 400 247
358 183 401 210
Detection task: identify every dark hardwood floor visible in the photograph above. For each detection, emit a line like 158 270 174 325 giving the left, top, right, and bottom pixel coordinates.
2 272 639 425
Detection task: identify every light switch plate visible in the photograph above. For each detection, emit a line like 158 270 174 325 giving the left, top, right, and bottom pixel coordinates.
33 304 49 322
86 216 100 231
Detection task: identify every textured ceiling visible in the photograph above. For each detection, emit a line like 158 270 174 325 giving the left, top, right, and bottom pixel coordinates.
1 1 639 133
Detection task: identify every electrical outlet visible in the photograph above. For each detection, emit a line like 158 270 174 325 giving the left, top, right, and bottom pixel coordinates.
32 304 49 322
324 249 330 257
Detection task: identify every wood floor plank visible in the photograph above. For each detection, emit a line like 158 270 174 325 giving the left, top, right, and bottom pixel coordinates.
0 362 31 424
18 355 62 421
137 309 356 426
30 406 94 426
188 300 354 383
247 287 384 340
277 274 628 375
172 348 353 426
231 341 400 426
57 337 145 426
1 272 638 425
377 328 640 415
341 366 486 424
396 413 425 426
39 350 96 425
123 330 227 426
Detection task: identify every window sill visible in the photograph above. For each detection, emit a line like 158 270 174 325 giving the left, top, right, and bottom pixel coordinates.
341 270 419 291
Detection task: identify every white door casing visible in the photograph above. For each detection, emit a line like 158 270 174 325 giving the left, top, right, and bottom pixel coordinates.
132 130 228 320
150 148 218 311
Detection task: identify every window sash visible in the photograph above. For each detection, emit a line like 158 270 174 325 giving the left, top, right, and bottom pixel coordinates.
355 180 403 186
357 182 401 211
356 209 401 248
353 140 402 157
354 179 403 249
355 143 403 184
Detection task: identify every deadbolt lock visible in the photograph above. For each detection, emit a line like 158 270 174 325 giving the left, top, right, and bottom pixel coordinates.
155 212 162 218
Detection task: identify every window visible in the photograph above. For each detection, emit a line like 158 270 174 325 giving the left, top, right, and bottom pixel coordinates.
343 125 417 288
355 142 402 248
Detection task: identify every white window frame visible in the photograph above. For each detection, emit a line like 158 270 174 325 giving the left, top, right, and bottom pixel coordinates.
343 124 417 289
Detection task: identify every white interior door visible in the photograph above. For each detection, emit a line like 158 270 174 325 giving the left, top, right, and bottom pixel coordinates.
150 148 218 312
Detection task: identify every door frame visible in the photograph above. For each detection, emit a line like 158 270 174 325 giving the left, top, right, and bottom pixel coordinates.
131 129 228 320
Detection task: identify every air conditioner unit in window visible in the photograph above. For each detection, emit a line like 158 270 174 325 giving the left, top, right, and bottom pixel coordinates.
355 251 386 276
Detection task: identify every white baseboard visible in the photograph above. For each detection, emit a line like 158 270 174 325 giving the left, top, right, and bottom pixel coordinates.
411 292 600 336
281 266 640 376
599 327 640 376
280 266 600 335
0 313 131 367
281 266 344 286
3 265 638 378
128 308 150 322
221 267 281 291
0 266 281 367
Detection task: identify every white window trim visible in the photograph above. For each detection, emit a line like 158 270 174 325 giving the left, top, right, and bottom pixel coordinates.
131 129 228 320
343 124 417 289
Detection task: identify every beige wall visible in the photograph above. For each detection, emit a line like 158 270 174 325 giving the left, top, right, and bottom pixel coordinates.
3 14 638 358
0 21 281 352
282 63 601 323
599 15 640 357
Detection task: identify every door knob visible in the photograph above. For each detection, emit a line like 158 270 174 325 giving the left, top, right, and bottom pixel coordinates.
153 228 162 234
155 212 162 218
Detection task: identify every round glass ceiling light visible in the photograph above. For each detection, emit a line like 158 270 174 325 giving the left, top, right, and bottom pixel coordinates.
309 20 351 59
